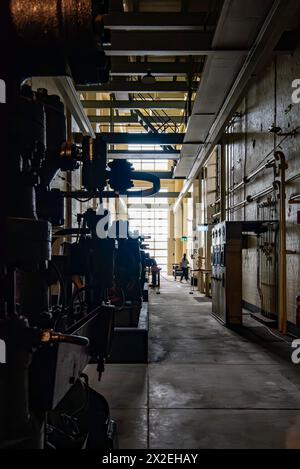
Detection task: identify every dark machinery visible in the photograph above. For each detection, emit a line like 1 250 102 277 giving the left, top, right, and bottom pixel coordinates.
0 0 161 449
111 223 145 327
0 83 119 448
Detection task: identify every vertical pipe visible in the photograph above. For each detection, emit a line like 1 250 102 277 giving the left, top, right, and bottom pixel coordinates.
226 139 230 221
220 140 226 221
274 151 288 334
244 96 248 221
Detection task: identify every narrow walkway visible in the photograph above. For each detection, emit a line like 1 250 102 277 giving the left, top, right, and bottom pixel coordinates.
88 279 300 449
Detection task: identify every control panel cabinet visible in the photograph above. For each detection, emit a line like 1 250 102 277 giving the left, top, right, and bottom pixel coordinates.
211 222 243 326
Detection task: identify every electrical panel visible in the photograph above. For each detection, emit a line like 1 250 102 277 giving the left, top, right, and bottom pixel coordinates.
211 221 271 326
211 222 243 326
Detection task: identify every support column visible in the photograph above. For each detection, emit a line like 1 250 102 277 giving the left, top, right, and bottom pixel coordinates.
167 210 175 276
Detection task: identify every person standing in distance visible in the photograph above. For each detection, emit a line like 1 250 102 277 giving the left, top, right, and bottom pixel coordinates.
180 254 189 283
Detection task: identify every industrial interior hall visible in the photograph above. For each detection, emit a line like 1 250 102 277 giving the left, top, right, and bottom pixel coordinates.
1 0 300 451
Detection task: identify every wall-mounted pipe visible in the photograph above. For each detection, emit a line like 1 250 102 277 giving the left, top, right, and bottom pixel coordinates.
213 185 276 218
230 199 248 211
220 140 226 221
228 180 244 195
211 158 277 215
287 172 300 184
289 194 300 204
210 198 221 208
228 159 275 195
247 185 275 203
274 151 288 335
214 165 298 216
226 185 275 214
245 159 276 183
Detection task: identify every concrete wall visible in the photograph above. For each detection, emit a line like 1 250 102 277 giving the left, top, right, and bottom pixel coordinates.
225 52 300 328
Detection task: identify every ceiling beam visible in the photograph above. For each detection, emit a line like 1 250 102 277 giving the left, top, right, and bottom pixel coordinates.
174 0 300 208
53 77 95 138
108 150 180 160
88 115 184 124
104 12 217 30
104 31 246 56
74 132 185 145
63 190 188 199
81 100 189 110
77 81 198 93
110 59 200 76
138 171 173 179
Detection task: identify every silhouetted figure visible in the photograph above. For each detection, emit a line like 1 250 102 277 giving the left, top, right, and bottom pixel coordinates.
180 254 189 283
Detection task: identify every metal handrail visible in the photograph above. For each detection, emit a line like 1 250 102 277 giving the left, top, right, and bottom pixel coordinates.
134 93 182 152
136 92 178 133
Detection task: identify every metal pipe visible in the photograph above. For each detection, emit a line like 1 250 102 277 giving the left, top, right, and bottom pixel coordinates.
257 237 264 315
288 194 300 204
286 172 300 184
227 168 299 204
220 141 226 221
215 185 276 216
245 159 275 183
230 199 248 211
228 180 244 195
274 151 288 335
210 198 221 208
247 185 275 203
228 158 275 195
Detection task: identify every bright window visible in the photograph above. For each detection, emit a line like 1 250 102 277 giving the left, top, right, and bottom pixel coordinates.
128 144 169 171
128 182 169 271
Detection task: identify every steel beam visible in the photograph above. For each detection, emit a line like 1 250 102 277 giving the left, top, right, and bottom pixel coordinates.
108 150 180 160
74 132 184 145
104 31 228 56
63 191 187 199
77 81 198 93
53 77 95 138
104 12 217 30
110 59 198 77
174 0 300 210
138 171 173 179
81 100 188 110
88 115 184 125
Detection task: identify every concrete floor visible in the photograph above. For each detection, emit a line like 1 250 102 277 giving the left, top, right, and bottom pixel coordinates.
87 278 300 449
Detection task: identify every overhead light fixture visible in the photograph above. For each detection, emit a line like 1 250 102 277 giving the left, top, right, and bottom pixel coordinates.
142 69 156 85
